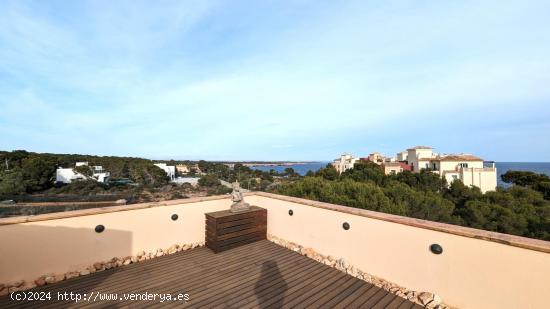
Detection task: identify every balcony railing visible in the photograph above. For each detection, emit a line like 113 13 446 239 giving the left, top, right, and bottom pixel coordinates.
0 192 548 308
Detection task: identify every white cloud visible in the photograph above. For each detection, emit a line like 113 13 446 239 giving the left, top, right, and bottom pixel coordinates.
0 0 549 160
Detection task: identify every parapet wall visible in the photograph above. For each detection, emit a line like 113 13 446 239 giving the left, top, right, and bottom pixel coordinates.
247 192 550 309
1 192 549 309
0 196 231 285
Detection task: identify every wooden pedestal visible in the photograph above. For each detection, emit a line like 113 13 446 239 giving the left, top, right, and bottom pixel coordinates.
205 206 267 253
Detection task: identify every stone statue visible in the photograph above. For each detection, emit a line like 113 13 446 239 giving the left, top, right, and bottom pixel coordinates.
230 181 250 213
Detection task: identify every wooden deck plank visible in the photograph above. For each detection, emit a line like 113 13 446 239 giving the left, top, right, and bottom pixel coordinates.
319 279 365 309
185 255 318 309
303 275 358 307
372 292 398 308
78 244 290 309
318 278 365 308
191 252 324 308
110 245 289 309
385 295 407 309
0 240 416 309
332 284 375 309
22 241 267 303
346 284 385 307
229 260 331 309
169 250 304 308
39 243 278 309
231 262 333 309
360 287 390 308
398 300 416 309
276 269 349 308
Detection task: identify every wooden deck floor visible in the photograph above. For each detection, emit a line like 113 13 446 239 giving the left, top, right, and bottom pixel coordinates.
0 240 420 308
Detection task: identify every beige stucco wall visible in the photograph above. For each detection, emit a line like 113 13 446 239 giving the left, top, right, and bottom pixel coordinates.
397 151 408 162
460 168 497 193
408 149 434 172
332 154 359 173
0 198 231 284
383 165 402 175
246 194 550 309
2 193 549 309
439 160 484 171
415 149 434 159
442 171 460 185
438 161 496 192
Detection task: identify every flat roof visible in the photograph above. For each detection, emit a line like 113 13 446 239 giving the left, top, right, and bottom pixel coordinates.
0 241 418 308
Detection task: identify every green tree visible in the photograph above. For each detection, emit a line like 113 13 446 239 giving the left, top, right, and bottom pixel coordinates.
502 170 550 200
341 161 386 186
316 164 339 181
198 174 221 187
284 167 297 177
73 165 93 177
444 180 482 209
21 157 56 192
0 168 26 195
502 171 550 187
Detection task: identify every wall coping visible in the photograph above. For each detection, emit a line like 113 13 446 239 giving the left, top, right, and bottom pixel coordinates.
252 192 550 254
0 195 231 225
1 191 549 254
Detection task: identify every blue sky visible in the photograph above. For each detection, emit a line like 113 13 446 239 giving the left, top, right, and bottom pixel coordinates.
1 0 549 161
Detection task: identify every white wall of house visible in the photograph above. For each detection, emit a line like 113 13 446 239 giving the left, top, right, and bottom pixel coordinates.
439 161 496 192
55 168 87 184
407 148 434 172
438 160 484 172
332 154 359 174
93 172 110 183
401 146 497 192
55 162 111 184
460 168 498 193
396 151 408 162
154 163 176 182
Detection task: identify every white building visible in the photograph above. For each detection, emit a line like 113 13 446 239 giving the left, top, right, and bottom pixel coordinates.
407 146 437 172
428 155 497 193
396 151 408 162
173 177 200 186
55 162 110 184
367 152 384 165
404 146 497 193
91 165 110 183
332 154 360 174
55 168 88 184
154 163 176 182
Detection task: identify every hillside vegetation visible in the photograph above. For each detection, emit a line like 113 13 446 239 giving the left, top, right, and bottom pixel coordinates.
0 150 169 196
273 162 550 241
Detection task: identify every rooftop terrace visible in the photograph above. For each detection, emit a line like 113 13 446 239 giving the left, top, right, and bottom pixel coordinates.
0 240 420 308
1 192 549 308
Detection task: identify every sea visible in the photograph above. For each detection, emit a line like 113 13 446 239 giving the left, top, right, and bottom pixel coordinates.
495 162 550 187
250 162 550 187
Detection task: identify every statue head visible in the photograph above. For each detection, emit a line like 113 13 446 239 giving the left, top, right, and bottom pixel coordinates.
232 180 240 190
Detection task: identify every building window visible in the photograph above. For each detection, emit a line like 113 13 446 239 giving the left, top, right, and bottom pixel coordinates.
459 163 469 168
452 175 458 180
